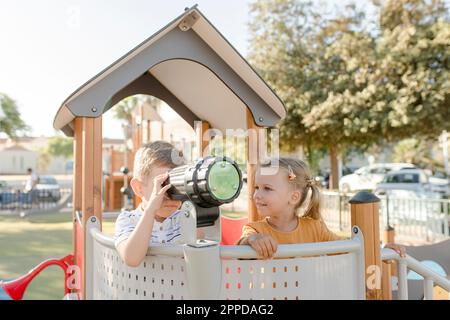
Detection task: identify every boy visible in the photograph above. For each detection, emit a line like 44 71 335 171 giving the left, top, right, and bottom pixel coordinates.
114 141 185 267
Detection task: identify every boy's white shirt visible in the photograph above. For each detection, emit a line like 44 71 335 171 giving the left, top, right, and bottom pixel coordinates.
114 205 182 248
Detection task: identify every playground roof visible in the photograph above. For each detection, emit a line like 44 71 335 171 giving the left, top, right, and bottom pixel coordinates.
53 5 286 137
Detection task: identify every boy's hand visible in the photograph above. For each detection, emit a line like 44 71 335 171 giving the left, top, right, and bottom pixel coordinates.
144 172 171 214
247 234 278 259
385 242 406 258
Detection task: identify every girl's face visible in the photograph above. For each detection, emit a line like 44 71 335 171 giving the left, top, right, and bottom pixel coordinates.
253 167 301 218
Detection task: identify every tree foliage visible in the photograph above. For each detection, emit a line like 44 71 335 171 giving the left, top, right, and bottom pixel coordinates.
248 0 450 151
46 136 73 159
0 93 29 138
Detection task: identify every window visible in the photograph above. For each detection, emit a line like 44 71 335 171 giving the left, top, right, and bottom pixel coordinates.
370 167 388 174
402 174 418 183
386 173 419 183
355 167 368 175
39 177 58 185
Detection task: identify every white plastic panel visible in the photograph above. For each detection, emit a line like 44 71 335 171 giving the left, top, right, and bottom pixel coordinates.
92 241 188 300
219 253 360 300
87 222 365 300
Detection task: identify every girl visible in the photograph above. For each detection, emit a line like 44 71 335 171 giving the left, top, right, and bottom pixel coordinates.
237 157 405 259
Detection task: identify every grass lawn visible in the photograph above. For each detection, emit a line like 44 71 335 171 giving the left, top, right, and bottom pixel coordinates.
0 210 115 300
0 209 243 300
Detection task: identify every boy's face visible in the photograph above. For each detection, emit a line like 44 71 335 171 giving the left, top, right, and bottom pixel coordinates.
135 165 182 219
253 168 300 218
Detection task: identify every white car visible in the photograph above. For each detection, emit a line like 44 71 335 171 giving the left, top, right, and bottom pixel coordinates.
35 176 61 202
339 163 416 193
428 175 450 197
376 169 448 198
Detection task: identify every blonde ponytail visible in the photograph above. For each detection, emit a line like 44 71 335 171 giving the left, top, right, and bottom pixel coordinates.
303 183 321 220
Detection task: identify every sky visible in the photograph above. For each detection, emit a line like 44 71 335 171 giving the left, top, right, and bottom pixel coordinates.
0 0 376 139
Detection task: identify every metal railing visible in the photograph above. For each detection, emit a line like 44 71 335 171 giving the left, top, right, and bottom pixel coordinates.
0 187 72 214
321 191 450 243
381 248 450 300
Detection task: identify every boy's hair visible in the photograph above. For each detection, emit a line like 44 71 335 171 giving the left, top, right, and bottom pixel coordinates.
260 157 321 220
133 141 185 180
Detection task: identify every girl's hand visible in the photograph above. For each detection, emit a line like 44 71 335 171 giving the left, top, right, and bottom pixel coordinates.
247 234 278 259
144 172 171 214
385 243 406 258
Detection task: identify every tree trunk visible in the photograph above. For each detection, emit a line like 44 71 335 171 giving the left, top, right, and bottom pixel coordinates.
329 145 339 190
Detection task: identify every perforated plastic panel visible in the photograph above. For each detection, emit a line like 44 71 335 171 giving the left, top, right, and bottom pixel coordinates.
219 253 360 300
87 219 364 300
92 241 188 300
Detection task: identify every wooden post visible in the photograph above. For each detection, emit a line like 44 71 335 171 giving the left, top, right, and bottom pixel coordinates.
383 226 396 277
131 105 143 164
195 120 210 158
81 117 103 225
381 261 393 300
350 191 383 300
383 225 395 246
246 109 265 222
382 227 394 300
74 116 103 299
72 117 83 298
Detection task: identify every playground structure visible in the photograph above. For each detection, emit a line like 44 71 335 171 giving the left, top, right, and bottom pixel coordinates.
103 98 166 212
1 5 450 300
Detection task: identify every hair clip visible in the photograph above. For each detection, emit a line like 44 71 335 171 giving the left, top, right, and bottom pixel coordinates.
306 177 315 187
287 165 296 181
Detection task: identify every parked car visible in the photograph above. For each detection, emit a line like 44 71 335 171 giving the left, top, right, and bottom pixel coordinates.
375 168 445 198
0 180 7 189
428 175 450 198
339 163 416 193
35 176 61 202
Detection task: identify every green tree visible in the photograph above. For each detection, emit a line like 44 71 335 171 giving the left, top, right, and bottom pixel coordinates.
113 96 142 126
248 0 450 189
370 0 450 140
37 136 73 173
392 138 440 168
248 0 372 188
46 136 73 159
0 93 29 138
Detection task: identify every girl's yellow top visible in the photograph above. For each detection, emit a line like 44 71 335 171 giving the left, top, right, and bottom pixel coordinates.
237 216 342 244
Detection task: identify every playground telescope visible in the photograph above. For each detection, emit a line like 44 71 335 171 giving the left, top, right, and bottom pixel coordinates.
162 156 243 208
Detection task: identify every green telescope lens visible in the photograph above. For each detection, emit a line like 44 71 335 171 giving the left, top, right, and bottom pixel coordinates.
164 156 243 208
207 161 241 201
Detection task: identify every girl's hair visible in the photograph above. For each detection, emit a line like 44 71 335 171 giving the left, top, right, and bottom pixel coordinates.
260 157 321 220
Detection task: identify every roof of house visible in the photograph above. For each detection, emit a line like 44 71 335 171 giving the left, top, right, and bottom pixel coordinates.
53 5 286 137
0 145 32 152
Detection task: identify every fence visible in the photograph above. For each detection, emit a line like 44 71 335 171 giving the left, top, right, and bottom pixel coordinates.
381 248 450 300
0 187 72 214
321 191 450 243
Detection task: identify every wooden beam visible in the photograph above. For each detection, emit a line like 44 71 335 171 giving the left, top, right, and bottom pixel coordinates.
381 261 393 300
350 192 383 300
93 116 103 228
195 120 210 158
246 109 262 222
72 117 83 298
78 116 103 298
